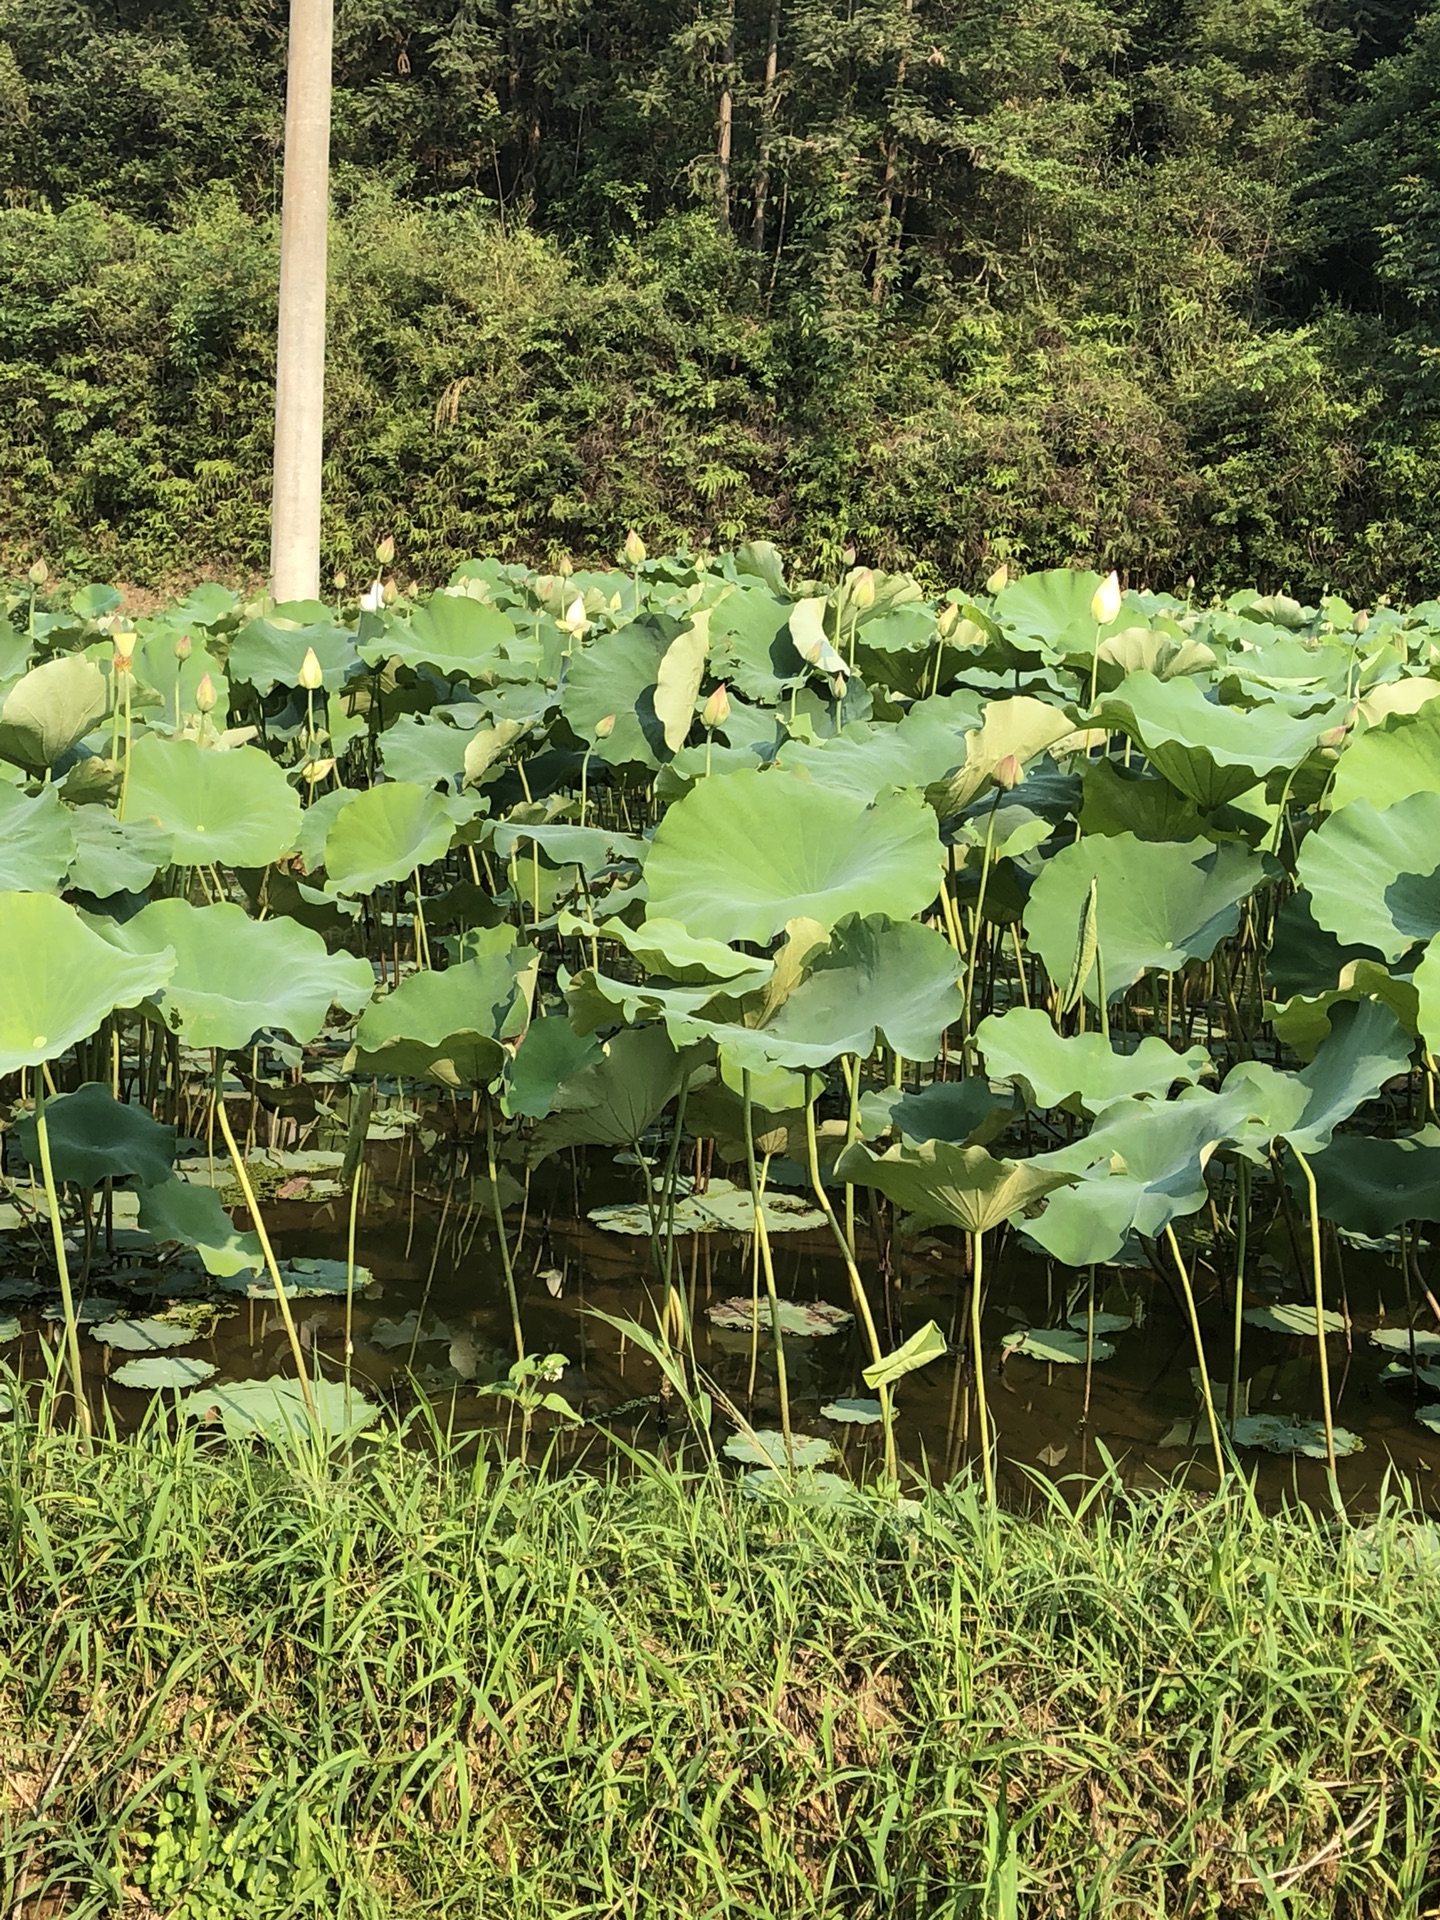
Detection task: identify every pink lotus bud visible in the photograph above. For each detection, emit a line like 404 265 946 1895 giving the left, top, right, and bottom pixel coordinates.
994 753 1025 791
594 714 616 741
174 632 192 661
701 683 731 730
195 672 218 713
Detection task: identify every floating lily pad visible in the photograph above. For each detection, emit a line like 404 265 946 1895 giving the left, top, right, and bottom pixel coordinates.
1004 1325 1114 1365
1158 1413 1364 1457
1065 1309 1134 1334
368 1313 452 1350
113 1355 218 1390
707 1297 853 1337
183 1375 379 1439
1243 1303 1345 1336
90 1317 195 1352
821 1397 884 1425
1380 1360 1440 1391
723 1429 836 1468
216 1258 373 1300
42 1296 121 1325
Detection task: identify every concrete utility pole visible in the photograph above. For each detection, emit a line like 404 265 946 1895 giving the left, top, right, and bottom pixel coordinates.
269 0 334 605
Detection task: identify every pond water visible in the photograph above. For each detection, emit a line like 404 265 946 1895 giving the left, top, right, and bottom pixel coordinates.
8 1134 1439 1512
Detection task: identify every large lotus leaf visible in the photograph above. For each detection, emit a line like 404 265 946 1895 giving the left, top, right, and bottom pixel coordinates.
709 585 807 703
857 1078 1014 1148
1023 833 1268 1002
775 699 978 802
96 898 375 1049
353 937 537 1087
1281 1128 1440 1237
502 1015 605 1118
1093 625 1215 691
834 1137 1074 1236
378 714 476 793
1025 1086 1257 1266
568 968 741 1036
1223 998 1414 1158
1096 673 1336 809
370 592 539 683
0 782 75 891
976 1008 1211 1114
64 805 171 896
227 616 359 693
559 625 669 768
585 915 774 988
183 1374 378 1440
493 823 648 877
131 632 229 729
1328 702 1440 812
1269 960 1420 1062
925 697 1076 817
652 616 710 753
528 1025 693 1157
1267 890 1385 1002
323 782 454 895
124 734 300 867
993 568 1106 658
1297 792 1440 963
135 1176 264 1276
643 770 942 944
1078 760 1206 843
0 892 174 1074
0 655 108 772
13 1082 175 1187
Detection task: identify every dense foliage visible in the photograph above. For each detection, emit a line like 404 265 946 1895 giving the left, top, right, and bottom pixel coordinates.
3 0 1440 591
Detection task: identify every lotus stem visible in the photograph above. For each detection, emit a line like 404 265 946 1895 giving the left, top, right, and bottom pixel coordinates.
1163 1223 1225 1484
803 1075 896 1487
1229 1158 1250 1434
969 1229 996 1505
485 1098 525 1363
742 1069 792 1467
212 1060 318 1422
1290 1144 1342 1504
33 1079 90 1438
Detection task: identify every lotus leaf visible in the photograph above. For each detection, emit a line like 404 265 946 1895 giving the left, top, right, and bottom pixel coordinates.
504 1016 605 1118
993 567 1107 657
323 782 454 895
353 937 536 1087
652 616 710 752
216 1258 374 1300
96 898 375 1049
1078 760 1206 842
1369 1327 1440 1356
1223 999 1413 1158
0 1317 20 1342
835 1137 1074 1235
379 714 475 792
123 734 301 867
1003 1326 1114 1365
227 617 358 692
926 696 1076 816
113 1355 218 1389
857 1078 1013 1147
821 1397 883 1424
708 1297 853 1336
0 655 108 771
90 1316 194 1352
862 1319 947 1388
709 585 807 702
13 1082 175 1187
775 701 977 801
1297 792 1440 962
560 625 669 767
1159 1413 1364 1457
64 805 170 896
1096 673 1335 808
1329 701 1440 812
1280 1128 1440 1236
0 783 74 891
1023 834 1268 1002
1066 1309 1134 1333
135 1176 264 1276
368 1313 451 1349
644 770 942 944
977 1007 1211 1113
373 592 538 683
493 823 647 875
1243 1303 1344 1335
464 718 527 786
184 1375 379 1439
723 1431 836 1468
0 892 174 1074
584 915 774 988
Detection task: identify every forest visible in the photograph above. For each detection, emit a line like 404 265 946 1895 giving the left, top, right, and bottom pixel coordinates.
4 0 1440 593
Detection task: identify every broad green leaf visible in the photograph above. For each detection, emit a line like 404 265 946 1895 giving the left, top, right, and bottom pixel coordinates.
135 1176 264 1276
353 933 537 1088
1297 792 1440 962
0 655 107 772
113 1355 217 1390
857 1078 1013 1148
582 915 774 988
13 1082 175 1187
1023 833 1268 1003
1242 1303 1344 1335
323 782 454 895
94 898 375 1050
378 714 474 792
862 1319 947 1388
1329 701 1440 812
976 1007 1211 1113
723 1430 836 1468
64 805 170 896
835 1137 1073 1236
560 624 669 767
1280 1128 1440 1237
364 592 534 681
463 718 526 787
926 696 1075 816
821 1397 883 1424
709 584 806 702
227 617 358 692
183 1375 379 1440
0 892 174 1074
1097 672 1335 808
0 783 75 891
1003 1326 1114 1364
503 1016 605 1119
123 733 300 867
644 769 943 944
1224 999 1414 1157
529 1026 692 1157
90 1316 194 1352
1078 759 1206 842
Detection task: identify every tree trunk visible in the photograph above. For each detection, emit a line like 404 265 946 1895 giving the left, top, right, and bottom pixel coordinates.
716 0 736 234
750 0 780 250
270 0 333 605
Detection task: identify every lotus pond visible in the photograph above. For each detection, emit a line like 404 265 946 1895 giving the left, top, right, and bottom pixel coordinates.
4 550 1440 1508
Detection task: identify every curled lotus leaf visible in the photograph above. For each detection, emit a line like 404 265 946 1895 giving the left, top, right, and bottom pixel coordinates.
581 915 774 988
64 806 171 896
835 1137 1074 1237
643 769 943 944
323 782 455 896
0 654 108 772
1223 999 1414 1158
123 733 301 868
1329 701 1440 812
93 898 375 1050
528 1026 694 1158
13 1082 175 1188
560 624 670 768
353 933 537 1088
1095 672 1336 808
135 1176 264 1277
976 1007 1211 1114
925 696 1076 817
0 892 174 1076
1297 792 1440 963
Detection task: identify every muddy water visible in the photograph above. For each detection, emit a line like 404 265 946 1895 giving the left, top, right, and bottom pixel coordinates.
10 1142 1440 1510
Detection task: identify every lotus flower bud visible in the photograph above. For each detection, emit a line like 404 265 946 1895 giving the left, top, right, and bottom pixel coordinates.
985 562 1009 596
302 757 336 784
1091 570 1122 625
936 602 961 639
561 595 589 639
535 574 557 602
842 544 857 567
623 530 646 567
383 578 398 606
113 629 137 661
299 647 324 691
1317 725 1348 750
375 534 396 566
1354 610 1370 634
195 672 218 712
28 559 48 587
174 632 192 661
849 567 876 611
594 714 616 740
701 683 731 730
559 554 574 579
359 579 383 614
333 569 348 591
994 753 1025 791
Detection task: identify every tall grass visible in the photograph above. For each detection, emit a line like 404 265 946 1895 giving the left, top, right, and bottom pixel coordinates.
1 1396 1437 1918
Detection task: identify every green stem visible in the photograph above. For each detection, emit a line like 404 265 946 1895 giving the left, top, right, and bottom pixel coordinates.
485 1099 525 1362
1164 1223 1224 1484
1290 1144 1342 1505
1229 1159 1249 1434
34 1078 90 1437
743 1069 792 1467
970 1230 995 1505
